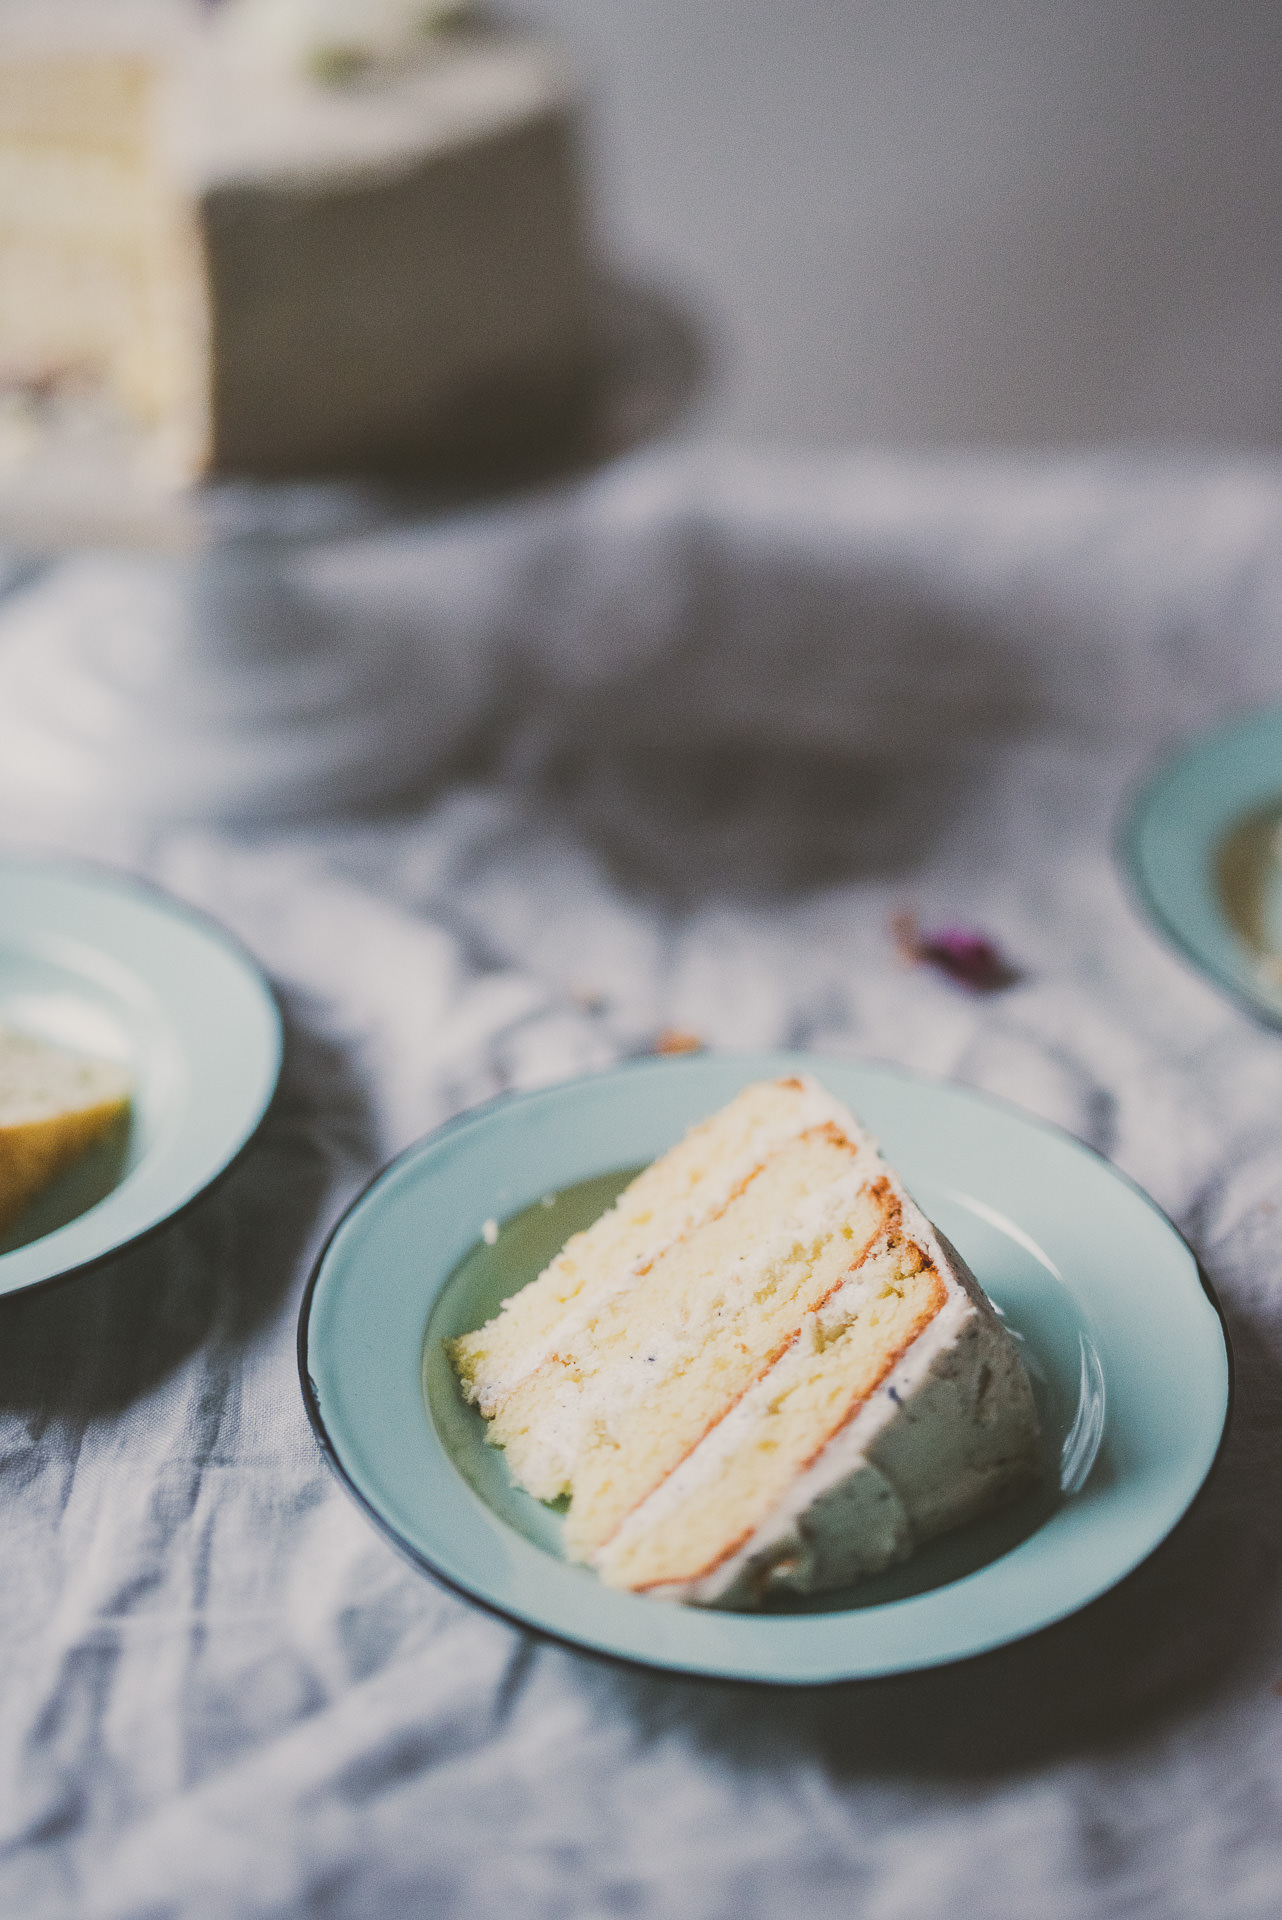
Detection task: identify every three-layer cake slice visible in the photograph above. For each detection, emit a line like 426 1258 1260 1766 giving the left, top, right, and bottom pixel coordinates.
448 1074 1040 1607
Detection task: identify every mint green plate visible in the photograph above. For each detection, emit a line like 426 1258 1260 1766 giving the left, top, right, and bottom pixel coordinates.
1122 704 1282 1028
300 1052 1228 1684
0 856 282 1296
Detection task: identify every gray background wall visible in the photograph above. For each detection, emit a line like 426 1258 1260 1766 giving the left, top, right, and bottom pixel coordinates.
521 0 1282 448
11 0 1282 450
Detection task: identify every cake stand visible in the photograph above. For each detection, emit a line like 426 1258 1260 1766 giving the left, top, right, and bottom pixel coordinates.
0 283 704 837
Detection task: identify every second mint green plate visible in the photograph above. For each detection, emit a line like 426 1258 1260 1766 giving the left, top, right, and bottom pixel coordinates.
1122 704 1282 1028
0 855 281 1296
300 1052 1228 1684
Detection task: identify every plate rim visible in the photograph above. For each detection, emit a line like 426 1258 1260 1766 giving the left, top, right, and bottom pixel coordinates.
298 1051 1232 1687
0 848 283 1298
1117 702 1282 1033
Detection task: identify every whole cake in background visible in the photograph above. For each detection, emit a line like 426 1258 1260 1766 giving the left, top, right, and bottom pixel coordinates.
0 0 601 482
449 1075 1042 1608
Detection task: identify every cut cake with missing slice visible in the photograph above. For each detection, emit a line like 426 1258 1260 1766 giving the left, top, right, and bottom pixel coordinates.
0 1026 131 1236
0 5 600 483
448 1074 1041 1607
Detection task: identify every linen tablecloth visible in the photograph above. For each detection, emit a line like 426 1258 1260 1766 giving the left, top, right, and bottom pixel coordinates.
2 447 1281 1918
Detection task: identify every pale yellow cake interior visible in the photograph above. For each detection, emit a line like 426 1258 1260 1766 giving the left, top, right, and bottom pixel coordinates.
501 1127 889 1549
0 1027 132 1235
0 55 209 469
596 1242 944 1591
448 1076 827 1414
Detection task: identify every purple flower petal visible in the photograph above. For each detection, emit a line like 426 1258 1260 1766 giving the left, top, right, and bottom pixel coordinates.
890 912 1021 992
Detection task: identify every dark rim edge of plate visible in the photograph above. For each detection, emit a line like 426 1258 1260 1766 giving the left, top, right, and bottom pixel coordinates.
1115 715 1282 1036
0 847 284 1300
295 1050 1235 1687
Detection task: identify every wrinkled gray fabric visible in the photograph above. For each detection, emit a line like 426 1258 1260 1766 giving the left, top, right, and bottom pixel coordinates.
2 447 1282 1920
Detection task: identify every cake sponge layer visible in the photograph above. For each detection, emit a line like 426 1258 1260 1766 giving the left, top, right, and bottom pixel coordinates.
594 1239 944 1592
449 1075 843 1420
512 1129 893 1550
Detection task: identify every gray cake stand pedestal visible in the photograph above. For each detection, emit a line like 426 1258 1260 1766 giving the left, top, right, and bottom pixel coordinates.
0 283 704 836
0 484 480 833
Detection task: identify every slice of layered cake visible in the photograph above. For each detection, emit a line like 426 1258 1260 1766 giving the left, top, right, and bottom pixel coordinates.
0 1026 131 1235
448 1074 1040 1607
